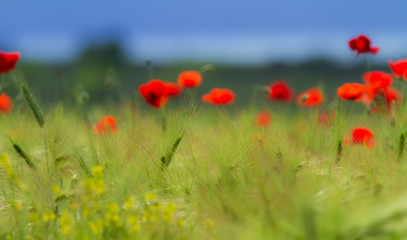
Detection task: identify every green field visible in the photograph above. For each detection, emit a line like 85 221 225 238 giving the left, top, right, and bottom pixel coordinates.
1 83 407 239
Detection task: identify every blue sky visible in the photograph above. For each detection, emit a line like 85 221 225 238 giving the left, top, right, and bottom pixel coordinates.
1 0 407 63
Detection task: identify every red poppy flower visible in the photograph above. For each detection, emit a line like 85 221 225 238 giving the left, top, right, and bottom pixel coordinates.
297 88 323 107
178 71 202 88
139 79 171 108
265 80 294 102
384 87 400 104
389 59 407 80
202 88 235 105
348 35 380 56
0 51 20 74
362 71 394 107
0 93 12 114
337 83 366 101
163 81 182 97
363 71 393 94
255 111 271 127
344 127 375 148
363 87 401 114
93 115 117 134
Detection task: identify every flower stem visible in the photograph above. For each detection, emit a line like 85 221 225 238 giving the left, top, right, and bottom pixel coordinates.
160 107 167 133
363 55 371 72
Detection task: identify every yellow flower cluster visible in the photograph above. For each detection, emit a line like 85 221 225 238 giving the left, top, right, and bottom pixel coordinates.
2 164 188 239
84 166 105 195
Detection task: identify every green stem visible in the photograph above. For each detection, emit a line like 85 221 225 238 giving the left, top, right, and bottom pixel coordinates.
55 70 62 102
0 74 6 92
250 85 265 112
146 60 154 80
160 106 167 133
363 55 371 72
42 127 50 172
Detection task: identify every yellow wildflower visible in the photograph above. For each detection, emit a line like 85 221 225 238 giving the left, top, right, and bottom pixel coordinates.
144 192 156 201
43 211 57 223
59 210 74 235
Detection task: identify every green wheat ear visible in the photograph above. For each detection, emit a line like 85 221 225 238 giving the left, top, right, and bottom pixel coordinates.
398 133 406 160
21 83 44 127
161 135 184 171
336 139 343 163
9 138 36 170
